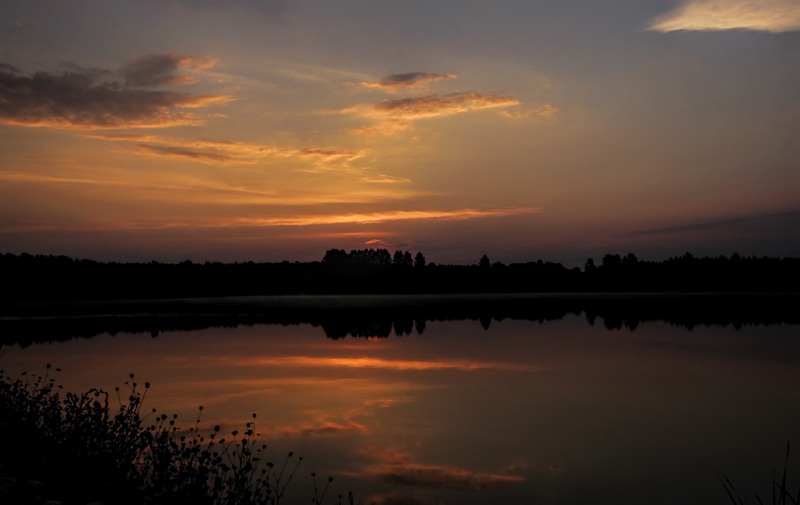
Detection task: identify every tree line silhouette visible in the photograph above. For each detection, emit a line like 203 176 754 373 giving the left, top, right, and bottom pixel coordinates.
1 249 799 302
1 293 798 348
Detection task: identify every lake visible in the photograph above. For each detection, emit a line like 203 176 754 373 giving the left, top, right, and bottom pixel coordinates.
1 295 799 504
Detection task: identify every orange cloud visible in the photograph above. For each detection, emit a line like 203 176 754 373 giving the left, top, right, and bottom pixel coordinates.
361 174 411 183
649 0 800 32
88 134 364 167
224 207 541 227
366 463 525 491
345 92 520 121
359 72 457 92
229 356 543 372
500 103 560 119
342 92 519 135
0 61 231 129
350 119 411 136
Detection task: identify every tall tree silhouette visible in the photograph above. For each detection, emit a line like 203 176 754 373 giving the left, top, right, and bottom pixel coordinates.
414 252 426 268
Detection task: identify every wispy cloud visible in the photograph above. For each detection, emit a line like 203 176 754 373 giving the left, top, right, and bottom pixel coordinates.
630 210 800 235
88 134 364 167
359 72 457 92
0 56 230 129
342 92 519 136
344 93 519 121
230 355 543 372
361 174 412 183
500 103 560 119
350 119 412 136
222 207 542 227
649 0 800 32
0 169 422 208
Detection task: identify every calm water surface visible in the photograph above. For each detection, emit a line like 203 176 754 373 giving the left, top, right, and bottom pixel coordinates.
3 309 800 504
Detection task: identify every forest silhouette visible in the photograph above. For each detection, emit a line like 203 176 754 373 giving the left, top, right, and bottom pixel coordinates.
2 293 799 348
2 249 799 303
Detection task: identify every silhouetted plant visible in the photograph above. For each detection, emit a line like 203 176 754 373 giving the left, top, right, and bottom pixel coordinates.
0 367 346 505
721 442 798 505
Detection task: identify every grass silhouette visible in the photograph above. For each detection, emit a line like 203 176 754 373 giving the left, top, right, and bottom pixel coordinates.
722 442 799 505
0 364 352 505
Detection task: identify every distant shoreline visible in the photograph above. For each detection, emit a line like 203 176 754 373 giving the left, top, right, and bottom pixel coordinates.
2 250 799 303
3 292 798 348
4 290 800 314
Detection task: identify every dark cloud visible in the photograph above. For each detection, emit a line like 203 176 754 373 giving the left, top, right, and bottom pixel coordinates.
121 53 216 87
360 72 456 91
0 61 230 129
631 210 800 236
133 144 231 163
369 464 525 491
0 64 20 73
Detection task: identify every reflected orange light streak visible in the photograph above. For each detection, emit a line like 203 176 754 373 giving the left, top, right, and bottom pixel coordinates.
265 418 370 438
229 356 543 372
363 463 526 490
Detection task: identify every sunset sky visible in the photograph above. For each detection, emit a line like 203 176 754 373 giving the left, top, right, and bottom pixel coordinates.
1 0 799 265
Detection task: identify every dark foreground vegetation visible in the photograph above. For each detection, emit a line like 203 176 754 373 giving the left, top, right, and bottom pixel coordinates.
722 442 799 505
0 367 348 505
2 250 799 302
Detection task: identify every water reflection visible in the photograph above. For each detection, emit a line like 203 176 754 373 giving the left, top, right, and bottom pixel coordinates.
2 293 799 347
1 297 799 504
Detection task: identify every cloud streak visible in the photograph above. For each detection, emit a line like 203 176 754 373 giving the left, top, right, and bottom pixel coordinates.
630 210 800 235
0 56 230 129
88 134 364 167
350 119 411 136
359 72 457 92
343 92 519 136
649 0 800 32
345 93 519 121
221 207 541 227
500 103 560 119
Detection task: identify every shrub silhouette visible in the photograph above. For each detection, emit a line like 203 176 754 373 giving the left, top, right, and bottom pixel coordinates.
0 367 347 505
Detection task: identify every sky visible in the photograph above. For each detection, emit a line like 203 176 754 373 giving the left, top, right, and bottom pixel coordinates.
1 0 799 265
